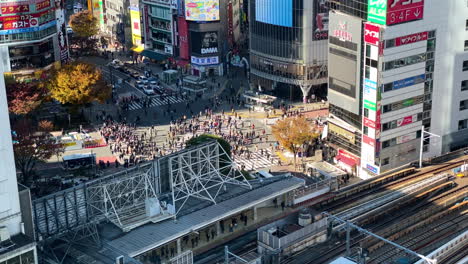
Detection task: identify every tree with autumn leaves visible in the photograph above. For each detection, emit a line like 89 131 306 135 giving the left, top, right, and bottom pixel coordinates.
69 10 99 52
12 119 64 186
5 80 47 115
271 116 319 169
46 62 111 106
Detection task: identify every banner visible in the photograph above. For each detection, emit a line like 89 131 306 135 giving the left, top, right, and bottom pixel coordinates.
312 0 329 40
177 16 189 60
185 0 219 22
55 0 69 63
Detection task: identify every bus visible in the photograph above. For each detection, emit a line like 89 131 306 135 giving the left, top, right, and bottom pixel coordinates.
62 153 96 170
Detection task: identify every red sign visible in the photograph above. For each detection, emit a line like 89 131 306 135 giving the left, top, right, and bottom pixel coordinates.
227 2 234 45
337 149 360 166
1 4 29 15
363 117 376 129
362 134 375 147
387 0 424 25
364 23 380 46
397 115 414 127
0 10 52 30
36 0 51 11
395 31 428 46
332 30 352 42
177 16 189 60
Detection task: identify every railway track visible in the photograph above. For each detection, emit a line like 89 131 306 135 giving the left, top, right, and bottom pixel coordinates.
280 165 467 264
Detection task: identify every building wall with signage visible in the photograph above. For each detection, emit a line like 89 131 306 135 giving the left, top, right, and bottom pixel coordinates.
328 11 363 116
353 0 468 177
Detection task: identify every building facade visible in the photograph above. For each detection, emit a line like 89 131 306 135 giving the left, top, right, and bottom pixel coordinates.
328 0 468 178
0 0 67 81
249 0 328 102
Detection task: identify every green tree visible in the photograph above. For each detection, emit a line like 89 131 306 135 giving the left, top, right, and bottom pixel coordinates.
46 62 110 106
272 116 319 169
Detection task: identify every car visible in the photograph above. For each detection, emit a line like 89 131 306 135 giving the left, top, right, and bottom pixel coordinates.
147 77 157 82
138 76 148 84
152 86 164 95
112 59 122 65
66 4 72 9
131 72 140 79
66 26 73 34
143 86 155 95
149 81 157 86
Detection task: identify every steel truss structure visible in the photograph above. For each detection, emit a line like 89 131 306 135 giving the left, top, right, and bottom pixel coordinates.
32 141 249 263
86 163 165 232
170 141 252 214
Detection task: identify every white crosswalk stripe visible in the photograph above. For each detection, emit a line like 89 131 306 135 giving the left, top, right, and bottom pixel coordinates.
233 149 278 171
125 96 186 110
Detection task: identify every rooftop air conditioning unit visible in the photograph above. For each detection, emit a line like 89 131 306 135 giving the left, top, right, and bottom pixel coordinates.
0 226 10 242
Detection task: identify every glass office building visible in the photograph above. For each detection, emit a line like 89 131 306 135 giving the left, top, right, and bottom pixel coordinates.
249 0 328 102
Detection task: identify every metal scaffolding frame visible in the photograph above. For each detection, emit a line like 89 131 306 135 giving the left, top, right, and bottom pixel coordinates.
86 164 162 231
170 142 252 215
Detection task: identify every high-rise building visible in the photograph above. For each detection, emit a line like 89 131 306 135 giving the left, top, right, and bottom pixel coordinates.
0 0 68 81
328 0 468 179
249 0 328 102
0 39 37 264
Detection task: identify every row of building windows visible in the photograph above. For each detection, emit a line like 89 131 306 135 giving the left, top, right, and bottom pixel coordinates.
382 95 425 113
383 53 427 71
384 31 436 49
382 113 423 132
382 130 422 149
0 27 56 44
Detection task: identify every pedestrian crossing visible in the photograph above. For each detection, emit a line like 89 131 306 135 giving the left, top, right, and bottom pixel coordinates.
233 149 279 171
126 96 186 110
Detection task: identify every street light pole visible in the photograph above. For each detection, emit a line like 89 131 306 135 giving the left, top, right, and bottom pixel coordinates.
419 125 440 168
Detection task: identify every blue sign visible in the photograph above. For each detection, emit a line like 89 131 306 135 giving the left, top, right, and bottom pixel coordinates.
366 164 379 174
365 79 377 89
255 0 292 27
393 74 425 90
191 56 219 66
0 20 56 35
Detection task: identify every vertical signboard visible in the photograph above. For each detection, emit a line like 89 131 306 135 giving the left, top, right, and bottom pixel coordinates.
367 0 387 25
130 6 143 50
55 0 69 63
227 2 234 45
361 21 382 177
387 0 424 25
312 0 329 40
177 16 189 60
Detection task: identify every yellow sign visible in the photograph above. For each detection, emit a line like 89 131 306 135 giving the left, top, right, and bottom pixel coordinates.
130 8 144 51
329 123 356 144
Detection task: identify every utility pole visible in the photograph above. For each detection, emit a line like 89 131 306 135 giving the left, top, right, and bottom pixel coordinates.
419 125 440 168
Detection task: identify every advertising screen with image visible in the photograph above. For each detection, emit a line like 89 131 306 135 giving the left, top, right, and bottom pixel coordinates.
185 0 219 22
255 0 292 27
191 31 218 55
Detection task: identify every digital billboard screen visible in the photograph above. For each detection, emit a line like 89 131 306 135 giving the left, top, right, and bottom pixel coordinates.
190 31 218 55
185 0 219 22
255 0 292 27
312 0 329 40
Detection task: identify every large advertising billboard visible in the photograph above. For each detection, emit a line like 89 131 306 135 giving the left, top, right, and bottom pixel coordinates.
190 31 218 55
255 0 292 27
367 0 387 25
130 7 143 50
312 0 329 40
387 0 424 25
0 9 56 35
185 0 219 22
367 0 424 26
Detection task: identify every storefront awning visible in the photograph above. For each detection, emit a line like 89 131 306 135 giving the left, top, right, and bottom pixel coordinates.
131 46 144 53
335 152 358 167
141 50 168 61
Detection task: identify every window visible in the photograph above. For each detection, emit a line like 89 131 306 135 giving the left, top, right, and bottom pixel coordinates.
465 40 468 51
460 99 468 111
462 80 468 91
466 19 468 30
363 126 368 135
463 60 468 71
384 53 426 71
381 157 390 166
459 119 468 130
